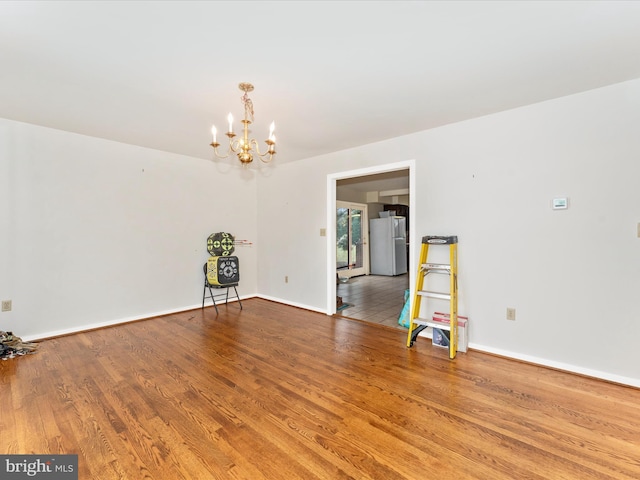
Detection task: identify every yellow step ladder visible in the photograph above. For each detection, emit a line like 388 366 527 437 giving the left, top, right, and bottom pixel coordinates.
406 235 459 359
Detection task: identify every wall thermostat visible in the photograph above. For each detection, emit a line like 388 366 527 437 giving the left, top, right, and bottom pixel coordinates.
552 197 568 210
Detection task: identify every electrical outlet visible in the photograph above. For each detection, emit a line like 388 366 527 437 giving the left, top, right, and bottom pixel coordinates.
506 307 516 321
1 300 12 312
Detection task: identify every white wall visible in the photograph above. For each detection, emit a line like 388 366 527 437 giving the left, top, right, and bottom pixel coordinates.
2 78 638 386
256 79 640 386
255 161 331 311
0 119 258 340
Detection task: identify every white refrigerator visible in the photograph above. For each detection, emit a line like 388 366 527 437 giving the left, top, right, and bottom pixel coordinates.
369 216 407 276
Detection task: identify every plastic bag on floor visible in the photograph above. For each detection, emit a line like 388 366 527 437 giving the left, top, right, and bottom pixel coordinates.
398 289 410 328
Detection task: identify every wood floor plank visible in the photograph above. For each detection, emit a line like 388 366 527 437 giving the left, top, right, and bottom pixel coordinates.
1 298 639 479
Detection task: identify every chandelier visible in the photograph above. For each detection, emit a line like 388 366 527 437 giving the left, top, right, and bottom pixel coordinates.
210 82 276 166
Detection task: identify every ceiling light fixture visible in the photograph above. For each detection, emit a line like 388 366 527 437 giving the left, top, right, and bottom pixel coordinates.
210 82 276 166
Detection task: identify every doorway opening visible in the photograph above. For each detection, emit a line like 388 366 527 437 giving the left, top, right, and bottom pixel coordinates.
326 160 415 329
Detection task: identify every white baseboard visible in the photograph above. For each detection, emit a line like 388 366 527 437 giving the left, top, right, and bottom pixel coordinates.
254 294 328 314
21 297 639 389
468 342 640 389
23 296 252 342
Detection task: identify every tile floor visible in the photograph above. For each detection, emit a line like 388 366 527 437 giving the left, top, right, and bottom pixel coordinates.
336 273 410 330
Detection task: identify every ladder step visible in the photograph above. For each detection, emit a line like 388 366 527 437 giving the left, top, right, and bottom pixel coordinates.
413 318 452 330
422 263 451 273
417 290 451 300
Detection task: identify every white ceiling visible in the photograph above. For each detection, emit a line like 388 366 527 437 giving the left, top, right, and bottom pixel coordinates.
2 1 640 166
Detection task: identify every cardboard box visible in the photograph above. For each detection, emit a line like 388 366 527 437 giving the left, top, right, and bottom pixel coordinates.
432 312 468 352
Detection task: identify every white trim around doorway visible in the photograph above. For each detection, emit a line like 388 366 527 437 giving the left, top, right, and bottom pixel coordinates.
326 160 417 315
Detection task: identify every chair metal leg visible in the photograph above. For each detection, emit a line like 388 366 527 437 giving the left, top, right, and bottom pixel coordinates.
203 283 219 314
233 285 243 310
209 286 218 314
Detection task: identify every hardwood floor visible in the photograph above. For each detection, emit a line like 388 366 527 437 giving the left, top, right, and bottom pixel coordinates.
2 298 640 479
336 273 409 329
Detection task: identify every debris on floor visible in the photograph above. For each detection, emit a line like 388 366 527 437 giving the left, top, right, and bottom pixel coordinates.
0 331 38 360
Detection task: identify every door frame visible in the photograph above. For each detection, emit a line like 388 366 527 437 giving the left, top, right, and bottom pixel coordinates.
326 160 416 315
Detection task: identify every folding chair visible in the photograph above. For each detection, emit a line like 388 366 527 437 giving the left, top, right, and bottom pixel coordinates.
202 263 242 314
